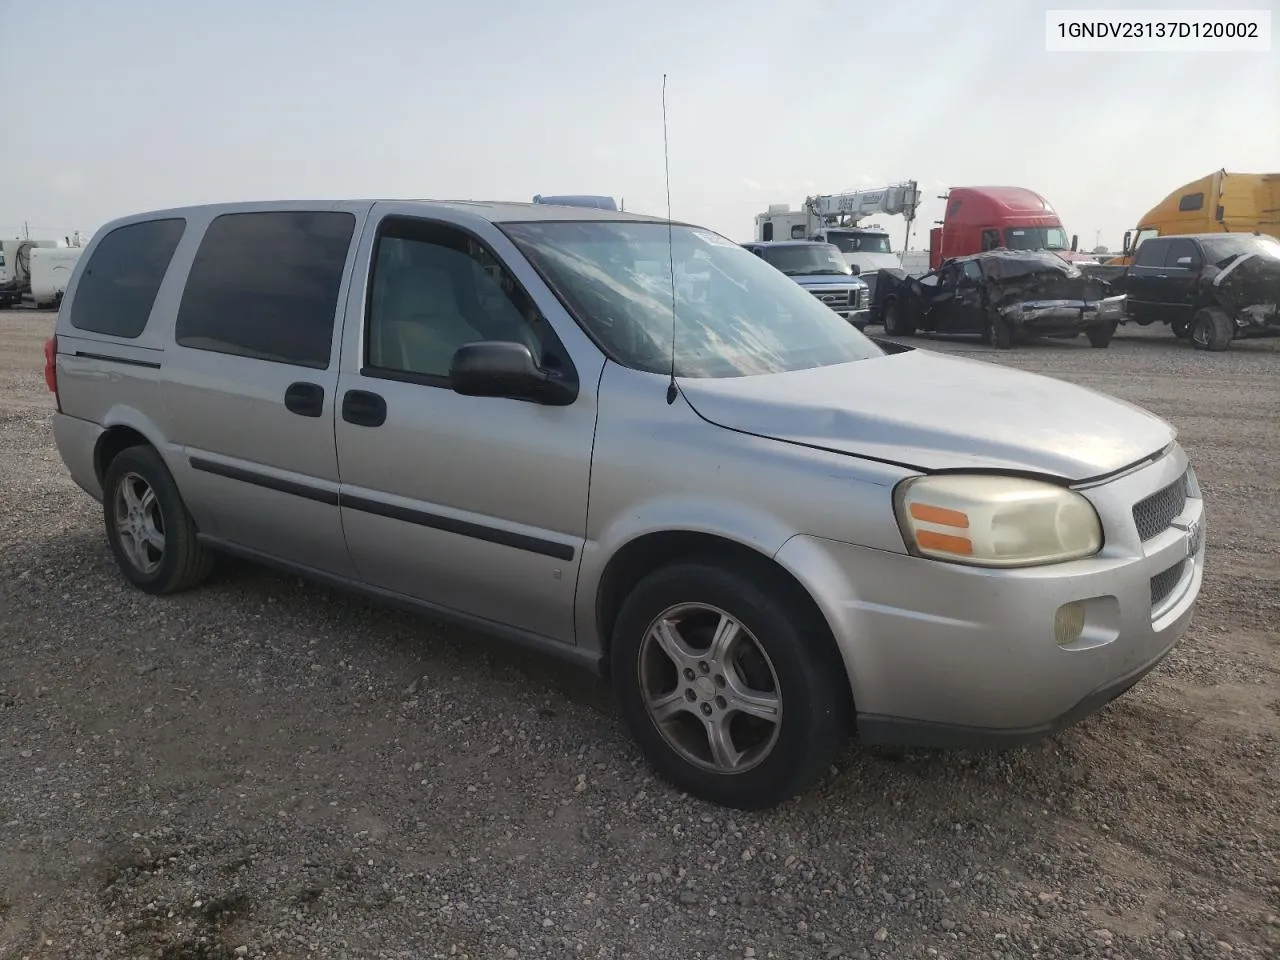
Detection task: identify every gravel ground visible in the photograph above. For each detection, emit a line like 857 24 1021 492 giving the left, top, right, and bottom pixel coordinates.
2 310 1278 960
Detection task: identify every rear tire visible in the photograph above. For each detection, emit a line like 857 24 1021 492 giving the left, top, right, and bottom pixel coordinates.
103 446 214 595
1086 321 1117 348
610 558 850 810
1190 307 1233 352
883 297 915 337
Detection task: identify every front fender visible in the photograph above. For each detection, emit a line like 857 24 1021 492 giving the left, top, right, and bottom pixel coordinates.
573 495 798 651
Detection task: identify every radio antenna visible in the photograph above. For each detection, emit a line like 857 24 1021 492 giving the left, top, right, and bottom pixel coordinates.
662 73 678 405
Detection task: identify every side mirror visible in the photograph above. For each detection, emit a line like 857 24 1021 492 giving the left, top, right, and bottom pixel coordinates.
1175 256 1194 267
847 263 861 275
449 341 577 406
1123 231 1132 255
1070 234 1079 252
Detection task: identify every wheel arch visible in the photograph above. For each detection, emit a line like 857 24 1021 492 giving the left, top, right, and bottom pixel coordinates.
594 530 848 697
93 409 170 485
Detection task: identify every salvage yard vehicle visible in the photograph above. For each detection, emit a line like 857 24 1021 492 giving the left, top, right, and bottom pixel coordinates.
1110 170 1280 267
1116 232 1280 351
47 200 1204 810
740 239 871 328
873 249 1126 349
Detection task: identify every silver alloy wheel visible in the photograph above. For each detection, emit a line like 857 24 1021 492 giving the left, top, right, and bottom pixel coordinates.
638 602 783 774
114 471 165 575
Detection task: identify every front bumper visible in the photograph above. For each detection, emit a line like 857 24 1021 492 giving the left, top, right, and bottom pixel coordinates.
1237 303 1280 337
1001 294 1127 332
776 444 1203 746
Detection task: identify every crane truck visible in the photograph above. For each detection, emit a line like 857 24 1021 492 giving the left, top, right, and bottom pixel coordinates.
754 181 921 296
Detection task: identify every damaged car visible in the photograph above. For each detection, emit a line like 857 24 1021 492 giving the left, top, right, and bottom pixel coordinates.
1117 233 1280 351
874 249 1127 349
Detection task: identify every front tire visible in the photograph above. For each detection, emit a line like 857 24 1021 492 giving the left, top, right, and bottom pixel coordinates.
1086 321 1117 348
103 446 214 595
1171 317 1191 339
610 559 850 809
1190 307 1233 352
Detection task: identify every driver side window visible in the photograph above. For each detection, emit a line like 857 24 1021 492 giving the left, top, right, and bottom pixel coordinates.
365 218 547 382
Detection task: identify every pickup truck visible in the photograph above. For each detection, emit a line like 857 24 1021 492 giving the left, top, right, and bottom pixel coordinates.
1104 232 1280 351
741 240 871 329
872 249 1126 349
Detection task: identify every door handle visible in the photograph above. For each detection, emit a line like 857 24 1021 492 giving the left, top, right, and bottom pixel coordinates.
284 381 325 418
342 389 387 427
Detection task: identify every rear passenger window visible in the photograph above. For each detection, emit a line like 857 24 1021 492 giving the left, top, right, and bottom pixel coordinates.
70 218 185 339
175 211 355 369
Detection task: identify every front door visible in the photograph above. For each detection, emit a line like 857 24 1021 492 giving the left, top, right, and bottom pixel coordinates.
926 263 960 332
950 260 986 333
333 210 601 644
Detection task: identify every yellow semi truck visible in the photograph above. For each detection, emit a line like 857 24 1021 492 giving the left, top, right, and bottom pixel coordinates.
1109 170 1279 266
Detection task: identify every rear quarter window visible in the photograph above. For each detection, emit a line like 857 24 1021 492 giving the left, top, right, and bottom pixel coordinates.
69 218 186 339
174 210 356 369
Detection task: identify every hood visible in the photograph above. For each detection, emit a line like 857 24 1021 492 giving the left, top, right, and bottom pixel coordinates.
1055 250 1097 263
679 349 1174 481
1210 251 1280 310
791 273 867 289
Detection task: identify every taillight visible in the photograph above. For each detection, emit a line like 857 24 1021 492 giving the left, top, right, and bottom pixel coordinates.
43 335 60 409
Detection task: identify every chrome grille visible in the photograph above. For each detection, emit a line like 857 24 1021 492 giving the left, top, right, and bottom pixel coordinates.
1150 560 1186 609
809 288 852 310
1132 471 1188 542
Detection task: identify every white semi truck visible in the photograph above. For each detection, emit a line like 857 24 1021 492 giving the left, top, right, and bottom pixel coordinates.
753 181 921 296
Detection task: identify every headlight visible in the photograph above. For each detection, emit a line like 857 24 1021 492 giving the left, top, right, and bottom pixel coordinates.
893 474 1103 568
1184 464 1201 498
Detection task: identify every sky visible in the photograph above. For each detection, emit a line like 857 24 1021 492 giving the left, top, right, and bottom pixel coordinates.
1 0 1276 253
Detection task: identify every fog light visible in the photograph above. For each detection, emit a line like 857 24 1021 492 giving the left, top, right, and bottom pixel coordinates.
1054 602 1086 647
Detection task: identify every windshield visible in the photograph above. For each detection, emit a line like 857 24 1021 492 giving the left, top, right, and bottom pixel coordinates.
825 231 892 255
1201 235 1280 267
761 244 851 276
1004 226 1070 251
502 221 884 378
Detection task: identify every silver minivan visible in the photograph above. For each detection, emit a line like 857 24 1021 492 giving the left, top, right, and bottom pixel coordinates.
47 200 1205 809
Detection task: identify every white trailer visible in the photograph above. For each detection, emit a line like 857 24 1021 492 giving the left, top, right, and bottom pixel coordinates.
30 246 84 307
